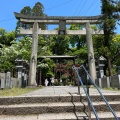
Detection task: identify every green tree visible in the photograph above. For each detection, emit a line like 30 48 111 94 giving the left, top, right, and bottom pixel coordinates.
70 47 88 64
37 36 52 57
93 34 120 75
112 34 120 66
32 2 44 16
69 25 86 49
50 35 69 55
0 45 15 72
0 28 7 35
0 36 32 72
15 6 32 33
21 6 32 15
37 58 56 79
101 0 120 76
32 2 47 29
68 24 87 64
92 35 104 56
11 37 32 60
0 28 15 46
16 2 47 32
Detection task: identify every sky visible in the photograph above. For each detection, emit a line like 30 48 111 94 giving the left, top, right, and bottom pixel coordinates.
0 0 120 33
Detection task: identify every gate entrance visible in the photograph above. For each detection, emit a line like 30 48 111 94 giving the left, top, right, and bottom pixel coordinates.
14 12 104 86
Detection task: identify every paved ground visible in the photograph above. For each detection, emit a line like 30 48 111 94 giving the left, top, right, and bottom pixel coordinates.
20 86 120 96
0 86 120 120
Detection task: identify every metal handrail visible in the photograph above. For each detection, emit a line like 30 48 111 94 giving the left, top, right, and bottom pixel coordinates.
81 65 119 120
73 65 100 120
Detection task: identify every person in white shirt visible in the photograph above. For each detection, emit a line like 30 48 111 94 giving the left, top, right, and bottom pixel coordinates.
45 78 48 86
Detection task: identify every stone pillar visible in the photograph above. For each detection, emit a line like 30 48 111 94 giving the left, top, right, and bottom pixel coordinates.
0 73 5 89
28 22 39 86
24 72 27 87
18 68 22 79
86 22 96 80
22 72 25 88
6 72 11 88
18 67 22 87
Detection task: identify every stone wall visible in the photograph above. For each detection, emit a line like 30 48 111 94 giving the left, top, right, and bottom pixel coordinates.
0 72 20 89
95 74 120 89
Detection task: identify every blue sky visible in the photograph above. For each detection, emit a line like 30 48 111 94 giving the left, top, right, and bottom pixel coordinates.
0 0 120 33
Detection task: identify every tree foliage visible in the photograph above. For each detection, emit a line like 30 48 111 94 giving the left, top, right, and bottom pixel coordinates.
37 58 56 78
101 0 120 75
49 35 70 55
0 36 32 72
68 24 87 64
69 25 86 49
32 2 44 16
0 28 15 46
37 36 52 57
112 34 120 66
16 2 46 33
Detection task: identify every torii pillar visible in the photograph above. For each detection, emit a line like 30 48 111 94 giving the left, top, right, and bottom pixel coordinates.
86 22 96 80
28 22 39 86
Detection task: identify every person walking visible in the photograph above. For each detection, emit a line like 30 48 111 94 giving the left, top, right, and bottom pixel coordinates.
45 78 48 86
51 77 54 86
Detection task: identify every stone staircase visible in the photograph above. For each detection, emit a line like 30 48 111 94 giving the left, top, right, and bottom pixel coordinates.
0 93 120 120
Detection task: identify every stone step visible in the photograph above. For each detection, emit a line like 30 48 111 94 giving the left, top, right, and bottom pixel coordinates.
0 94 120 105
76 111 120 120
0 113 77 120
0 101 120 115
0 113 88 120
38 112 86 120
0 112 120 120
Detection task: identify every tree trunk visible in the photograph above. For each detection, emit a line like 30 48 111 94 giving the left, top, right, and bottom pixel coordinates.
107 55 113 76
39 69 42 85
77 37 80 50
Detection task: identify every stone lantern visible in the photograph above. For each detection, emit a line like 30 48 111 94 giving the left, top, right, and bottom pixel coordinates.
23 61 29 87
96 56 106 78
15 58 26 87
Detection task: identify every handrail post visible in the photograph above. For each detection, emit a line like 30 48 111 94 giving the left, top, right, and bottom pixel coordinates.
77 67 80 95
78 77 80 95
86 74 91 120
87 85 91 120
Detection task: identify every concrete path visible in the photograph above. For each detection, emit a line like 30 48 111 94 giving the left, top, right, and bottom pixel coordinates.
20 86 120 96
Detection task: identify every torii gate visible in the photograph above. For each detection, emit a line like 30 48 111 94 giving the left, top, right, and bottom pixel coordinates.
14 12 104 86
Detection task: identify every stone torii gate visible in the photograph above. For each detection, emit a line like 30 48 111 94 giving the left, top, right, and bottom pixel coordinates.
14 12 104 86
